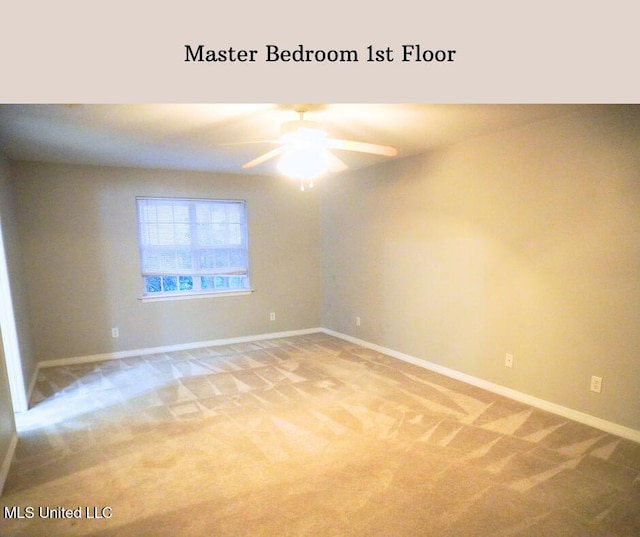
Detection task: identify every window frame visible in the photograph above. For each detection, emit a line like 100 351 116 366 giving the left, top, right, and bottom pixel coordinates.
136 196 252 301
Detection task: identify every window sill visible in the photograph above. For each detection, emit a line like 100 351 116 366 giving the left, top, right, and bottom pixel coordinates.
138 289 255 303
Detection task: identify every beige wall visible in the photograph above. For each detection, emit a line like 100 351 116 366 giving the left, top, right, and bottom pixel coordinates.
321 106 640 431
11 162 322 361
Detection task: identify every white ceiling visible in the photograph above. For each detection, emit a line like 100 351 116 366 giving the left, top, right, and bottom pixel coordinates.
0 104 587 176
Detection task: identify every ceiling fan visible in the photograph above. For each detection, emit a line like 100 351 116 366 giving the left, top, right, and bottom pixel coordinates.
241 106 398 188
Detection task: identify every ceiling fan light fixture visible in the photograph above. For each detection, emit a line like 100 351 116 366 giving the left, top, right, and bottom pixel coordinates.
277 142 329 180
277 120 330 180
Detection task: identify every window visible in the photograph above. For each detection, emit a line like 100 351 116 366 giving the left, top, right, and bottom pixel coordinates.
136 197 250 299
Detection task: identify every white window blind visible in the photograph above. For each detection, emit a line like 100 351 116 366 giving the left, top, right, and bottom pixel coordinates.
136 197 250 297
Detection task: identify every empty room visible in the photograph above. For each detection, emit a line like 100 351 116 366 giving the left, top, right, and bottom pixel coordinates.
0 104 639 536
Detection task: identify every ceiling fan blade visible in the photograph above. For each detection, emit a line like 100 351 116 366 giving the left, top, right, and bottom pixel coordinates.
327 138 397 157
326 151 349 173
242 147 284 168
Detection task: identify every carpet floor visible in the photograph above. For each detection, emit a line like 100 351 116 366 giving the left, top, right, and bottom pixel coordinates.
1 333 639 536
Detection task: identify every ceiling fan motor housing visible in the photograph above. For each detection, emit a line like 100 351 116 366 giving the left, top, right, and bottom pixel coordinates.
280 119 326 138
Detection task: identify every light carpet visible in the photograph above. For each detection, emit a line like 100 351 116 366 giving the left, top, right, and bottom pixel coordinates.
1 333 639 536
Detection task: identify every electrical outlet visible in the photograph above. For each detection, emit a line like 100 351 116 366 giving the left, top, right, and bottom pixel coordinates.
590 375 603 393
505 353 514 368
355 316 361 326
269 312 276 321
111 327 119 338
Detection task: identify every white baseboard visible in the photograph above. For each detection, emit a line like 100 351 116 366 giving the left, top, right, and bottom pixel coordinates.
322 328 640 444
33 326 640 444
38 327 323 369
0 432 18 497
